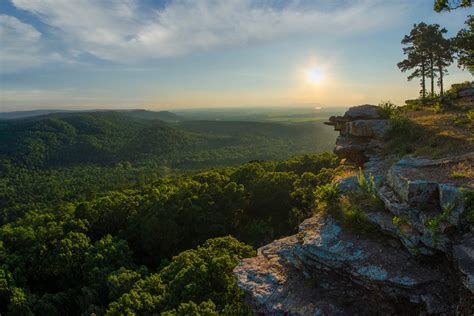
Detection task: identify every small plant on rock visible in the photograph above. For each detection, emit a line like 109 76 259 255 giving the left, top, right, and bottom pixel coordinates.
357 168 377 196
314 182 340 213
426 203 454 245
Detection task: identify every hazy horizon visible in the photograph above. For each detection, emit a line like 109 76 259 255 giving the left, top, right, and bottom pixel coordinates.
1 0 472 112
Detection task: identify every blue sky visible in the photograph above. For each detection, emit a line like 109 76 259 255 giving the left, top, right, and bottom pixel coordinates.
0 0 472 111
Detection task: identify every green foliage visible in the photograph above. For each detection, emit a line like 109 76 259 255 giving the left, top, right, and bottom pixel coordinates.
385 115 420 155
314 183 340 210
426 204 454 244
453 16 473 74
464 190 474 223
398 22 453 98
468 110 474 122
392 216 402 227
434 0 472 12
392 216 411 232
0 151 339 315
377 101 400 119
106 236 254 315
0 112 336 170
357 168 377 197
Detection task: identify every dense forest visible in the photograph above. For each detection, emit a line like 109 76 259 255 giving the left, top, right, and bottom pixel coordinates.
0 111 336 169
0 110 340 314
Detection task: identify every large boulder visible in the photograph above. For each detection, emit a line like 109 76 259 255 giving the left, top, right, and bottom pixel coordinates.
348 119 391 138
325 105 390 165
343 104 381 120
334 136 369 165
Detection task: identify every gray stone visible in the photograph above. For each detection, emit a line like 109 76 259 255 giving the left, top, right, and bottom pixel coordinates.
334 136 369 165
234 213 459 314
344 104 381 120
387 165 439 207
348 119 391 138
459 87 474 97
453 236 474 293
439 184 466 228
336 176 360 194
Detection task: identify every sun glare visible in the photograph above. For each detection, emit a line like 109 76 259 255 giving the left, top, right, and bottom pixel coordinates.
306 68 325 84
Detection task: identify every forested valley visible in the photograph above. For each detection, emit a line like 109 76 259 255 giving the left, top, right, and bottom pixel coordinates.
0 111 340 315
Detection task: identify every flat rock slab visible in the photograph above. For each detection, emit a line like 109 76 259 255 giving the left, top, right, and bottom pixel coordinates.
294 215 456 313
388 164 439 208
344 104 381 120
234 235 421 315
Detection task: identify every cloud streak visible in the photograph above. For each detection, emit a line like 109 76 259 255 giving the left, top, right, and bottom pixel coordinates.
9 0 407 64
0 14 46 72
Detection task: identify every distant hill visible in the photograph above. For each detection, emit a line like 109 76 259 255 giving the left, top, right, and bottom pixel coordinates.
0 109 182 122
121 109 181 121
0 109 75 120
0 111 336 168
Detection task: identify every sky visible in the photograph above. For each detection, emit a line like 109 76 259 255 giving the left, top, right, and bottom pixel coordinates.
0 0 472 112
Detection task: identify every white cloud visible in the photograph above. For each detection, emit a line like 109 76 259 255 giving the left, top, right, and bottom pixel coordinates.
0 14 46 72
0 14 72 73
9 0 407 63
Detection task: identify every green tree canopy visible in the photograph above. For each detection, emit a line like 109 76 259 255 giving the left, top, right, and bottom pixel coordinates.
434 0 472 12
454 15 474 74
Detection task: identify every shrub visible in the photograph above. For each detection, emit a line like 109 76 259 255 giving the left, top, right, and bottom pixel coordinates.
377 101 399 119
385 115 420 155
468 110 474 122
464 190 474 223
404 99 423 111
357 168 377 197
445 81 474 98
432 102 443 113
314 183 340 206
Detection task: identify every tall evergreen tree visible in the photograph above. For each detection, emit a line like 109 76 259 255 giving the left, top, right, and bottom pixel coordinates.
454 15 474 75
398 23 430 100
436 36 454 96
427 25 453 97
398 23 454 99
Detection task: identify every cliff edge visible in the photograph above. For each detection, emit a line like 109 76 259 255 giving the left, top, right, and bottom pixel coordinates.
234 89 474 314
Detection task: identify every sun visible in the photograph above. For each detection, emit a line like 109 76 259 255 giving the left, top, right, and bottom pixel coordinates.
306 68 325 84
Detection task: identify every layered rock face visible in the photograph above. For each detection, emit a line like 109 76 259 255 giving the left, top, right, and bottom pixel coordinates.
324 105 391 166
234 106 474 315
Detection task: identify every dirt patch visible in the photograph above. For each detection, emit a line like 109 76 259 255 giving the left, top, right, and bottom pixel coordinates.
402 110 474 158
403 157 474 189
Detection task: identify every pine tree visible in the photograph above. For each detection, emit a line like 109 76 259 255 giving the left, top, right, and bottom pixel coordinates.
398 23 454 99
454 15 474 75
398 23 430 100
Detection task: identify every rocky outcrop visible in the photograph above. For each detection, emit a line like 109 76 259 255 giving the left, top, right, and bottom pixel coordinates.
235 212 467 314
235 105 474 315
324 104 391 165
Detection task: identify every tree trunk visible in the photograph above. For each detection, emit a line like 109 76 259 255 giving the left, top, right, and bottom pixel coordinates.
438 61 444 97
430 55 435 97
421 60 426 101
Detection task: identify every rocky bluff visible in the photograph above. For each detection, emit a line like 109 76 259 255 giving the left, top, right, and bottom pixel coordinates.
234 105 473 315
325 104 391 166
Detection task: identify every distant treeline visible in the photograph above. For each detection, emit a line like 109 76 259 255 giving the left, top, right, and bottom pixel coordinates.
0 111 336 169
